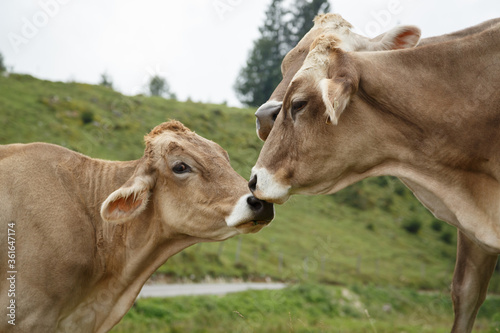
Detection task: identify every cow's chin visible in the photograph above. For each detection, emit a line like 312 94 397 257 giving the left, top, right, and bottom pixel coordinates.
235 220 271 234
249 187 290 204
252 180 334 204
289 179 340 197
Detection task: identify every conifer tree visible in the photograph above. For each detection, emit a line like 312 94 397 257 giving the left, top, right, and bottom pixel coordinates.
287 0 331 48
234 0 288 107
235 0 331 107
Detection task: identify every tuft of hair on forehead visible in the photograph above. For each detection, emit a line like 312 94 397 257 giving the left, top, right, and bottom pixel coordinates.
145 120 193 141
148 120 191 137
313 13 353 30
143 120 195 159
292 34 342 80
309 34 341 53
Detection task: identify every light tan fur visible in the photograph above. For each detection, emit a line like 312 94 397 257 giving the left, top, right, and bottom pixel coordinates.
252 22 500 333
255 14 500 141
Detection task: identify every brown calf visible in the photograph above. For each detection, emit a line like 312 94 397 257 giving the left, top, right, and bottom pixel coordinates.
0 120 273 333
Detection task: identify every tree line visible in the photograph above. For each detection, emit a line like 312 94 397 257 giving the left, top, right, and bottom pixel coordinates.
99 72 174 99
0 51 174 99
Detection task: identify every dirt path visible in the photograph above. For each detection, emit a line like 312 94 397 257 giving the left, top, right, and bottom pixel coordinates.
137 282 287 298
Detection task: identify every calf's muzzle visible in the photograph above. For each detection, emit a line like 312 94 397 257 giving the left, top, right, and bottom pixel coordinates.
247 195 274 223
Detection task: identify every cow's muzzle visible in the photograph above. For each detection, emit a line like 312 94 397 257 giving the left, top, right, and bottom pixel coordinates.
248 168 291 205
255 101 282 141
246 195 274 224
225 194 274 231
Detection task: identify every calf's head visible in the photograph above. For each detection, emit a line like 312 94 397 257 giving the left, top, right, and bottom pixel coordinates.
251 35 381 204
256 13 420 141
101 120 274 240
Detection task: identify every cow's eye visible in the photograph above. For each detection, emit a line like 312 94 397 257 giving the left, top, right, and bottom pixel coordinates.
172 162 191 174
291 100 307 118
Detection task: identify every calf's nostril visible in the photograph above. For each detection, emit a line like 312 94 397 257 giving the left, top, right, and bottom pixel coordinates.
247 195 263 212
247 196 274 222
248 175 257 192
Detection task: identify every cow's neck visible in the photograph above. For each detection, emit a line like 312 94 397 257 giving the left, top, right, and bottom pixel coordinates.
355 26 500 173
60 158 202 332
352 31 500 252
357 28 500 140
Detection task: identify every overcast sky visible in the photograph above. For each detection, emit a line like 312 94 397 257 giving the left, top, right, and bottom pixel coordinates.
1 0 499 107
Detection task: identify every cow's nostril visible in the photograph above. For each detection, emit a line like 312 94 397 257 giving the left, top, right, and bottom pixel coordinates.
272 110 280 121
248 175 257 192
247 195 263 212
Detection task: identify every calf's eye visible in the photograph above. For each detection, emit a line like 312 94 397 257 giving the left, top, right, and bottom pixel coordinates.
172 162 191 174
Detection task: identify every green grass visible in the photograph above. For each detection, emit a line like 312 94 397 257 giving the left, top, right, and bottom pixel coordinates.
1 73 500 331
110 284 500 333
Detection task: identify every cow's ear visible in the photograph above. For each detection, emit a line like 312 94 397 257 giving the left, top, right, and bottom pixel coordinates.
320 73 358 125
370 25 421 50
100 164 156 223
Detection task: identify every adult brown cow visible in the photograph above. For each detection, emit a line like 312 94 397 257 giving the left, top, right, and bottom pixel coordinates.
249 21 500 333
255 13 500 141
0 120 273 333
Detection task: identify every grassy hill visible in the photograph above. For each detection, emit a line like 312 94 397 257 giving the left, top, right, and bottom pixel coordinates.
1 73 500 331
1 73 499 290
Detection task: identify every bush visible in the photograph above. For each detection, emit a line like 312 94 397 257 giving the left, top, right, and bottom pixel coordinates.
333 184 369 210
431 219 443 232
0 52 5 73
402 217 422 234
440 231 453 244
80 110 94 124
99 72 113 89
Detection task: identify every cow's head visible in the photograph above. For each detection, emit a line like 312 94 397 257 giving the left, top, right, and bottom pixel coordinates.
101 121 274 240
250 34 386 204
256 13 420 141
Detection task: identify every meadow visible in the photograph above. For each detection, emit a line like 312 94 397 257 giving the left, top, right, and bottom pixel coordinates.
112 284 500 333
1 73 499 331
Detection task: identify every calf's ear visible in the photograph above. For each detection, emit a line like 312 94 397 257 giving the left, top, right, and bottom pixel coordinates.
370 25 421 50
100 164 156 223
